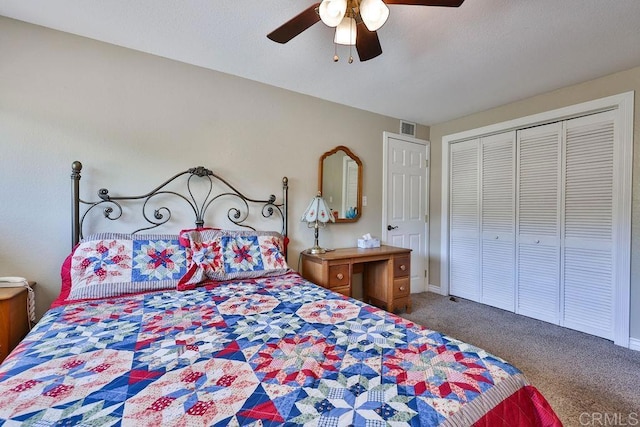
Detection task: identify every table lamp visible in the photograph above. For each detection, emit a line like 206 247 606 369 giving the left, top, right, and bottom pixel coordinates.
301 192 335 254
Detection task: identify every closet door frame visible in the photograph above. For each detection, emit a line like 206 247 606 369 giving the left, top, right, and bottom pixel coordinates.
440 91 634 347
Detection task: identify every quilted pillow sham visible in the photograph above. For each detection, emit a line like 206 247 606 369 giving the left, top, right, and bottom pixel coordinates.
177 228 290 290
53 233 187 306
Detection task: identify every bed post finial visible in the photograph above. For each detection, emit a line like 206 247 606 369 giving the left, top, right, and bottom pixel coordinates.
71 161 83 249
72 161 82 174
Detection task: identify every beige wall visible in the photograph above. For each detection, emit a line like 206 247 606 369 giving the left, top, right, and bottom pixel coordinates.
429 66 640 341
0 17 428 316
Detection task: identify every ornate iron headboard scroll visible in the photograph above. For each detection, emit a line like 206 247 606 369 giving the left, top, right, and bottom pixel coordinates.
71 161 289 254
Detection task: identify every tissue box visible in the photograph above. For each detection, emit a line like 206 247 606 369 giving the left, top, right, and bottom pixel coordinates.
358 237 380 248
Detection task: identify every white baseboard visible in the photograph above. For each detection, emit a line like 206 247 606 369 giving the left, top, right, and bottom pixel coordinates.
629 337 640 351
427 284 446 295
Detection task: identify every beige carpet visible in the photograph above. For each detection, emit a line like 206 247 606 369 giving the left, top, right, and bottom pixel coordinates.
400 292 640 426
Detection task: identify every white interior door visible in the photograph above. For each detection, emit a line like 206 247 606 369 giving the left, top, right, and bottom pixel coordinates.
449 139 480 301
481 132 516 311
516 122 562 324
342 157 358 216
562 110 616 339
383 133 428 293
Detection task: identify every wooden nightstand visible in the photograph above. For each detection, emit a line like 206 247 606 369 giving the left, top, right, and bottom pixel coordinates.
0 283 35 363
300 246 412 313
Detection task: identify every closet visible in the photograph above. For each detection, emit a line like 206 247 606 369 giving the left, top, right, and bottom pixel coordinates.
448 109 621 340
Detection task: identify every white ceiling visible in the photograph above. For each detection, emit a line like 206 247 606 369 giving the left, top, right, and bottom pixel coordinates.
1 0 640 125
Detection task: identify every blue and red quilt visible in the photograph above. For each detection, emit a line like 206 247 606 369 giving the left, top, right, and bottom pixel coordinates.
0 272 560 426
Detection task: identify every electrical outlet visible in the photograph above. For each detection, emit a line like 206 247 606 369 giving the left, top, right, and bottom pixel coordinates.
362 196 367 206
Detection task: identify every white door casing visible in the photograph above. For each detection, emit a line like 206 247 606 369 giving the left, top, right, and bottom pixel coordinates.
382 132 429 293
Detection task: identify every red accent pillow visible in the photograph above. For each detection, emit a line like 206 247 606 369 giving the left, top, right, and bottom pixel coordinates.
177 229 290 291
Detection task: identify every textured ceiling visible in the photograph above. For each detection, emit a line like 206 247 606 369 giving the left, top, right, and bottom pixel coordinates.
1 0 640 125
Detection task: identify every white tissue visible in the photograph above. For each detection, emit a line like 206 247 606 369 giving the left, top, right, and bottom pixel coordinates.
358 234 380 248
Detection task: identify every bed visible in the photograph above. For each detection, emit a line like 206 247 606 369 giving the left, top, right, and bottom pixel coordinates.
0 162 561 426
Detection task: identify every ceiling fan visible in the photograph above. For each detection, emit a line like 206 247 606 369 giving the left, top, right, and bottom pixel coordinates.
267 0 465 62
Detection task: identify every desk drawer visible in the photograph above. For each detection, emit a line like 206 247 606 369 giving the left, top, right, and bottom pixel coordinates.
328 265 350 288
393 256 410 278
393 277 410 298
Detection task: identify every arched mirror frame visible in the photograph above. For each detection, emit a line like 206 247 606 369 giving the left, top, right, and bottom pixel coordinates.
318 145 363 223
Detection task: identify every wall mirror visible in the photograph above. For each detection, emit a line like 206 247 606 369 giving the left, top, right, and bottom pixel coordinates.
318 145 362 223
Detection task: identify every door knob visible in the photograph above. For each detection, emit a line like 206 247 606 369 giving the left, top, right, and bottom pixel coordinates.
387 225 398 231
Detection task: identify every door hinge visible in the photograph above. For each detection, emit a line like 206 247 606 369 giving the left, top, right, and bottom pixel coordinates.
425 159 429 168
424 214 429 222
424 270 427 278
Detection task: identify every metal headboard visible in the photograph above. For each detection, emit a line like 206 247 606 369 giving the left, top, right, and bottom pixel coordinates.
70 161 288 255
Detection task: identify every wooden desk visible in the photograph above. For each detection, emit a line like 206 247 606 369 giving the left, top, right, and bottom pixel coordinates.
0 283 34 363
300 245 412 313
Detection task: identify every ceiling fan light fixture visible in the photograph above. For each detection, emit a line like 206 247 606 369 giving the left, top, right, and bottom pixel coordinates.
267 0 465 62
334 16 357 45
319 0 348 27
360 0 390 31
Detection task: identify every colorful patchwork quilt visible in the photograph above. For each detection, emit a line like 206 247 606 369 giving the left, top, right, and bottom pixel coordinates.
0 273 560 426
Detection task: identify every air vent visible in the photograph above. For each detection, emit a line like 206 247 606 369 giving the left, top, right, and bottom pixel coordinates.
400 120 416 137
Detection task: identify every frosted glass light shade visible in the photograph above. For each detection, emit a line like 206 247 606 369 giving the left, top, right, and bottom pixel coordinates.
301 193 335 224
360 0 390 31
319 0 347 27
334 17 357 45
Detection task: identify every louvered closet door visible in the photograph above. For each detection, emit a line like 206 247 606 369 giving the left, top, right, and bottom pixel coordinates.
562 110 616 339
516 123 562 324
449 140 480 301
481 132 516 311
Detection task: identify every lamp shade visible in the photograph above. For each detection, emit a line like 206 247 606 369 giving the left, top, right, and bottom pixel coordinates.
319 0 347 27
334 16 357 46
301 193 335 224
360 0 390 31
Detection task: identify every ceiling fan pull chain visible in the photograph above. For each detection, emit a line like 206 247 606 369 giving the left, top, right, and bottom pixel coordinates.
348 16 354 63
334 43 339 62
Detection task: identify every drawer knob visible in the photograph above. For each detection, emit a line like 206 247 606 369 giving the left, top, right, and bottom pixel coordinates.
399 264 406 271
336 273 344 280
399 286 406 291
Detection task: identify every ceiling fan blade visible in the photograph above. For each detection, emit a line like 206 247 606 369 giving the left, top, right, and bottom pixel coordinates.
355 22 383 61
384 0 465 6
267 3 322 44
